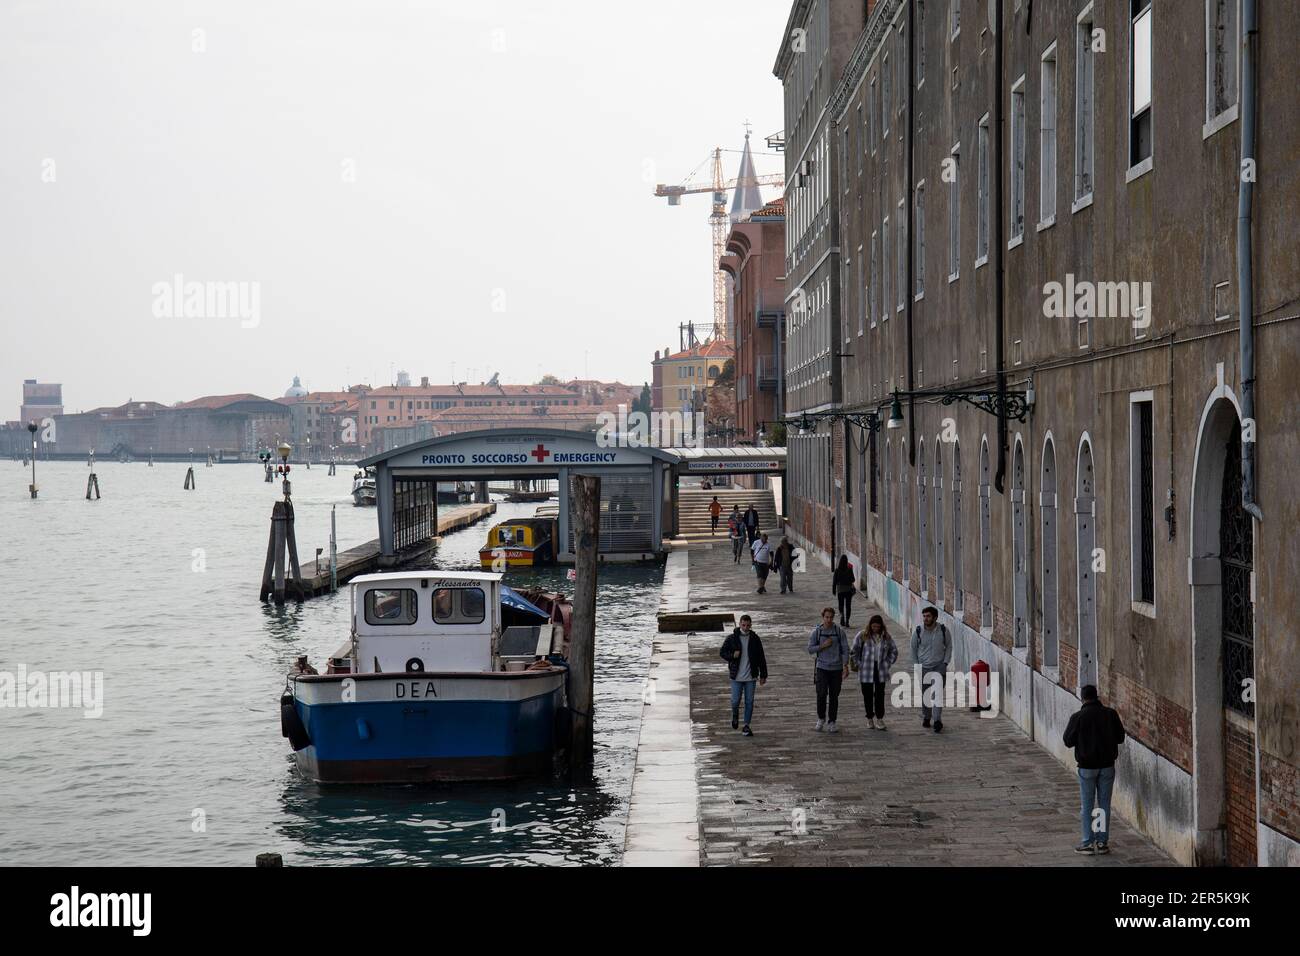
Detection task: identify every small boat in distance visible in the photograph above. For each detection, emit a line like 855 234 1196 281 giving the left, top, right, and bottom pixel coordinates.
351 468 376 506
479 515 557 568
281 571 572 783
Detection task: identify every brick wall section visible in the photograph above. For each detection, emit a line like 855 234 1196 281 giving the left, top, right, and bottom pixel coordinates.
991 605 1013 651
1224 719 1259 867
1058 642 1078 694
1155 696 1193 772
1259 751 1300 843
962 591 981 630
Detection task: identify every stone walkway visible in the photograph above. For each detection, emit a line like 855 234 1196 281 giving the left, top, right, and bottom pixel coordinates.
686 540 1172 866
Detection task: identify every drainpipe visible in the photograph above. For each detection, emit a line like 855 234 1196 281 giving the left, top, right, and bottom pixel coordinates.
906 0 916 467
1238 0 1263 521
993 0 1008 495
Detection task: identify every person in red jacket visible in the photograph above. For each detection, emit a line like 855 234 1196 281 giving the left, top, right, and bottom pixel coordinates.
1063 684 1127 854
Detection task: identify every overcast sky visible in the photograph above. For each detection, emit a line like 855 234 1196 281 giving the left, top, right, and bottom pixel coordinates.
0 0 790 414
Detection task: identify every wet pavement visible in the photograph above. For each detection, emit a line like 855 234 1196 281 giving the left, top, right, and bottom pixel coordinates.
684 540 1173 867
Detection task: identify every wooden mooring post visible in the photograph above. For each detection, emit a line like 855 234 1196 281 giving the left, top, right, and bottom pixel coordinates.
568 474 599 777
183 467 196 489
85 450 100 500
260 461 305 604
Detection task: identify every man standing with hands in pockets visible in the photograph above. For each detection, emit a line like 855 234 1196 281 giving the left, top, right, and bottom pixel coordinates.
807 607 850 733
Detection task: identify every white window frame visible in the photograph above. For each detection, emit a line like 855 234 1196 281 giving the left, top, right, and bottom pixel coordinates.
897 197 906 313
1073 3 1096 212
976 113 990 267
914 180 926 300
951 0 961 40
948 143 960 281
1127 0 1154 181
857 244 865 335
870 229 880 328
1009 74 1026 247
1039 42 1058 230
882 215 891 322
1204 0 1241 138
1128 391 1158 617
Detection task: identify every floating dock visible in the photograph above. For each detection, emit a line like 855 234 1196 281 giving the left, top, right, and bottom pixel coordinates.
297 502 496 597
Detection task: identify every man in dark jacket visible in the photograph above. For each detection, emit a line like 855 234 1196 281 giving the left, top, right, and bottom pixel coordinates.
719 614 767 736
1063 684 1126 854
742 504 760 544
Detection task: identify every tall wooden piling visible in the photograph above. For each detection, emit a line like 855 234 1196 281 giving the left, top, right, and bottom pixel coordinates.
260 498 305 604
568 474 600 776
184 467 196 490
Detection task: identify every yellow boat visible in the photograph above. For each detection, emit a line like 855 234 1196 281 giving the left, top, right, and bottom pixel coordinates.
479 516 558 568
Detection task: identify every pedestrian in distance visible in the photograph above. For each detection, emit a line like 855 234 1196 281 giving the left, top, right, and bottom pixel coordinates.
719 614 767 737
750 532 773 594
910 605 952 733
727 507 744 563
832 554 856 626
773 538 797 594
1063 684 1127 855
742 503 760 544
807 607 850 732
850 614 897 730
709 495 722 535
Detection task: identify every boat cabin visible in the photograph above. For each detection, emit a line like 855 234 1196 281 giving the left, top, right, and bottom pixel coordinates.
342 571 560 675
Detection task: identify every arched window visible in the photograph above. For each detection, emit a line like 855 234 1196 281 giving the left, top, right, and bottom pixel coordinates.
952 440 964 612
935 439 946 608
918 438 930 596
1012 437 1029 649
979 437 993 629
1076 436 1098 689
1041 435 1059 669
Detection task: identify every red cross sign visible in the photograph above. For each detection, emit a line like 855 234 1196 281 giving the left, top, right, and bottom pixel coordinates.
529 443 550 463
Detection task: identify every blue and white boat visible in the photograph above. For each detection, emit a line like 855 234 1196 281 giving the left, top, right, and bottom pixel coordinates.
281 571 571 783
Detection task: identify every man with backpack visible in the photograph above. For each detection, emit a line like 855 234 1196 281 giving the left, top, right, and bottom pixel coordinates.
750 532 774 594
719 614 768 736
807 607 850 732
1063 684 1127 854
910 606 952 733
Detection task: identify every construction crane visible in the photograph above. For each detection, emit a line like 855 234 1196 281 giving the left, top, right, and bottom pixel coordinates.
654 137 784 342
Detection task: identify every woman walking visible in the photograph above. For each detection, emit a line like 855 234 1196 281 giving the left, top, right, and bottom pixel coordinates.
850 614 898 730
832 555 856 626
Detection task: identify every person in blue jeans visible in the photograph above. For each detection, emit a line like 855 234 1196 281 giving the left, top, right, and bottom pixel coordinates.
719 615 768 736
1063 684 1127 854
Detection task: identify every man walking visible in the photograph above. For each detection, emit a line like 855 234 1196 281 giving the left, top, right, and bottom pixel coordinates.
910 606 952 733
742 503 760 544
773 538 797 594
719 614 767 736
750 532 773 594
708 495 722 535
727 507 744 563
807 607 850 732
1063 685 1126 854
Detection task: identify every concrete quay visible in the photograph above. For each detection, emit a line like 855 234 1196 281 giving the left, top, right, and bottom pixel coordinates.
625 538 1173 867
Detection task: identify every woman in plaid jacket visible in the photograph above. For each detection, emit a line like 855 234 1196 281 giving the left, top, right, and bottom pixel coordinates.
850 614 898 730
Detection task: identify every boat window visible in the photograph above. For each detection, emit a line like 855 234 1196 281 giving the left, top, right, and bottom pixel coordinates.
433 587 486 625
364 588 418 626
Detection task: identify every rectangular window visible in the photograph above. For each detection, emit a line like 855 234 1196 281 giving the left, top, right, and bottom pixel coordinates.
433 586 486 625
365 588 418 626
1206 0 1239 122
1076 7 1096 202
914 183 926 296
869 426 879 514
870 230 880 327
857 247 865 334
897 198 906 312
977 116 990 261
857 104 864 174
1010 76 1026 240
844 420 853 505
1130 0 1153 167
897 23 906 117
918 1 926 84
951 0 961 38
1130 396 1156 607
883 53 892 138
948 145 960 279
869 76 878 148
882 216 891 321
1040 45 1058 223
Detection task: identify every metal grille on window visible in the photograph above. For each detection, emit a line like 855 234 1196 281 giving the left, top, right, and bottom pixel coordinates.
1220 426 1254 717
567 473 653 554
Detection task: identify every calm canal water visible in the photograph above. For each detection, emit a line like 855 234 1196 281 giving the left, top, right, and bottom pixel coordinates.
0 460 662 865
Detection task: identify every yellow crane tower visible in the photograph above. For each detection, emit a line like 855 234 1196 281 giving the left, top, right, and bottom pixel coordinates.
654 135 784 342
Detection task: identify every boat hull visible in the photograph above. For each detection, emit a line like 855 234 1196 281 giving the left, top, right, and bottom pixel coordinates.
478 547 546 568
288 669 566 783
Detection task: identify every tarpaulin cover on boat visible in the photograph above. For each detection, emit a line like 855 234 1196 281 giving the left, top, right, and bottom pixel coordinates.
500 585 549 621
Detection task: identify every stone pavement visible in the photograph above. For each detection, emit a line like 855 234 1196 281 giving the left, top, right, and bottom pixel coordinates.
685 540 1173 866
